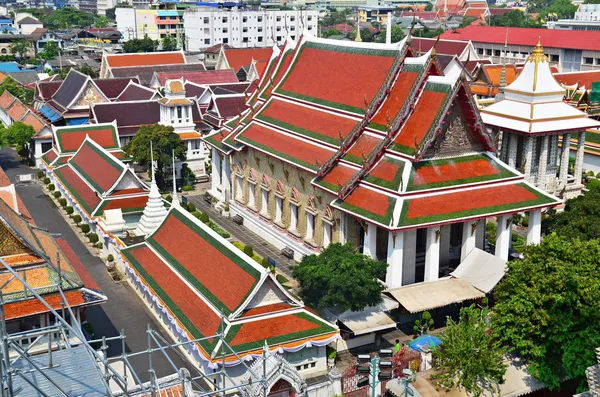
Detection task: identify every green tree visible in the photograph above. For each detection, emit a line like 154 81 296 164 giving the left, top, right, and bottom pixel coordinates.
319 8 352 26
38 41 60 62
418 27 446 38
413 310 434 335
375 25 405 43
161 35 178 51
43 8 95 29
542 185 600 240
9 39 33 60
322 28 341 38
433 303 507 397
123 36 158 53
349 27 374 42
292 243 387 312
493 234 600 390
424 2 434 10
1 122 36 159
123 123 186 188
459 16 478 28
541 0 577 19
94 16 109 28
0 76 34 105
489 9 541 27
584 0 600 4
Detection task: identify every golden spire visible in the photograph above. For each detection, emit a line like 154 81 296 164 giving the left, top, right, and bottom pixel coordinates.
528 37 547 92
355 26 362 42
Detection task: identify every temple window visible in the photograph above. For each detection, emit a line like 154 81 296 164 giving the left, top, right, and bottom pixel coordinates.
274 180 285 225
260 174 270 218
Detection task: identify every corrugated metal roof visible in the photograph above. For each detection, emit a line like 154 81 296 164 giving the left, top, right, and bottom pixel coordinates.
157 10 180 16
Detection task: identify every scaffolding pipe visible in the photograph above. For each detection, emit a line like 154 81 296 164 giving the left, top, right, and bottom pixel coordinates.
10 343 70 397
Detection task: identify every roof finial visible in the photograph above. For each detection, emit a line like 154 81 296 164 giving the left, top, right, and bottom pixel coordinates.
150 140 155 182
355 24 362 42
171 149 180 208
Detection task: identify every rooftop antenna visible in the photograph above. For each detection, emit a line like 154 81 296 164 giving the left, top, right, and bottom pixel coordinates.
171 149 180 208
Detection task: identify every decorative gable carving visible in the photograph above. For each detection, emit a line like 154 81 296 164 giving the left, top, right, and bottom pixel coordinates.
74 82 107 108
0 222 32 257
423 102 484 159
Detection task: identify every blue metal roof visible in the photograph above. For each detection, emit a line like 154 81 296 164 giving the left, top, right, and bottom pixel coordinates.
0 62 21 73
66 117 89 126
157 10 180 16
40 104 63 123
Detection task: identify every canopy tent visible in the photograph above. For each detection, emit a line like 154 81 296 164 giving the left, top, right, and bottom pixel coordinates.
409 334 442 353
450 248 507 294
324 296 399 336
385 278 484 314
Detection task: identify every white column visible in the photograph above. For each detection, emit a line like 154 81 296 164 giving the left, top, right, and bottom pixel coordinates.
402 229 417 285
461 221 476 262
363 222 378 260
575 131 585 185
424 226 440 282
222 155 231 202
559 132 571 187
475 219 485 250
339 213 347 244
323 222 332 248
211 147 219 195
495 215 511 261
537 135 549 189
386 231 403 288
527 209 542 245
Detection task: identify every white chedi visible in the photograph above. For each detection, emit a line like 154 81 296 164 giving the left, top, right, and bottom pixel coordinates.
134 157 167 237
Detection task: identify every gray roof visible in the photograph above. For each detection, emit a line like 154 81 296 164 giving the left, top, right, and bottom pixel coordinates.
5 71 39 85
52 69 89 108
17 16 41 24
11 345 107 396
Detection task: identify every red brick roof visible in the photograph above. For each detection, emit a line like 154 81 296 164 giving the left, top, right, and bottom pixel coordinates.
35 81 62 101
70 142 123 193
55 124 119 153
7 101 28 121
0 90 15 110
464 8 486 17
4 290 86 321
411 37 469 56
100 195 148 212
440 26 600 51
53 165 101 215
241 303 293 318
21 112 46 134
157 70 238 86
224 48 273 72
371 70 420 128
106 51 186 68
228 313 321 347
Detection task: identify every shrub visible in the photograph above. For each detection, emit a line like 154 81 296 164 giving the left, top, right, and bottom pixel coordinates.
81 224 90 234
183 185 194 191
521 215 529 228
211 197 217 203
588 177 600 190
107 254 115 262
59 198 67 207
37 170 44 178
261 257 269 268
43 177 50 184
166 194 172 203
233 241 245 250
73 214 82 225
243 244 254 257
96 242 103 249
597 172 600 179
191 210 201 218
209 222 230 238
48 184 55 191
53 191 61 198
88 233 99 244
588 170 595 177
276 273 289 284
180 201 188 211
66 206 74 215
224 205 230 212
187 202 196 212
328 350 337 360
199 212 210 224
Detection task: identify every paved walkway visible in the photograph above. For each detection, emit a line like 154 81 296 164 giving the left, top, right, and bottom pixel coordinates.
186 193 298 280
0 149 194 383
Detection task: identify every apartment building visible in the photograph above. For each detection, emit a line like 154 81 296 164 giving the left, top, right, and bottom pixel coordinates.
116 8 181 41
183 8 318 50
548 3 600 31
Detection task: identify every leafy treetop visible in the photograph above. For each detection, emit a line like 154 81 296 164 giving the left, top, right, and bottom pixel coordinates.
433 302 507 397
0 76 34 105
123 36 158 53
542 184 600 241
374 25 405 43
493 234 600 390
292 243 387 312
489 9 541 27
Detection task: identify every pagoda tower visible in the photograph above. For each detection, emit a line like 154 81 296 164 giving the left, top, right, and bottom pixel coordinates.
134 145 167 236
481 39 600 199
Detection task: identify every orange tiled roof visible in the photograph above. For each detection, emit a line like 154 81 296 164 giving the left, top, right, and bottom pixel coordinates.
168 80 185 93
0 72 6 84
464 8 486 17
21 112 46 133
224 48 273 72
6 101 28 121
178 132 202 140
554 70 600 89
0 90 15 110
4 290 86 321
106 52 186 68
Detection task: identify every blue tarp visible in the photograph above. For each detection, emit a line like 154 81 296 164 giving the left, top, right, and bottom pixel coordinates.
39 105 63 123
66 117 89 126
408 335 441 352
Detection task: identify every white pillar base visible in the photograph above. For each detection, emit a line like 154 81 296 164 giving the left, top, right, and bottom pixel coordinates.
424 226 440 282
527 209 542 245
403 229 417 285
386 231 404 288
363 222 378 260
461 221 476 262
495 215 511 261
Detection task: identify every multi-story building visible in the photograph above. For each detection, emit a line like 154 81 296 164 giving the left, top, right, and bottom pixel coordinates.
358 5 395 23
183 7 318 50
548 3 600 31
116 8 168 41
79 0 97 14
96 0 116 15
441 26 600 72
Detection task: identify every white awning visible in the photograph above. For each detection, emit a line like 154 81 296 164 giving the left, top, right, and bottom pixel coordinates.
451 248 507 294
492 355 545 397
385 278 484 313
340 311 397 336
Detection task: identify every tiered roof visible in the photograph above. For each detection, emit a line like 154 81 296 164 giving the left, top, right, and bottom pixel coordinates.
40 121 127 169
481 40 600 134
52 137 149 217
150 70 238 88
204 33 561 230
470 64 518 97
120 207 337 364
0 196 106 321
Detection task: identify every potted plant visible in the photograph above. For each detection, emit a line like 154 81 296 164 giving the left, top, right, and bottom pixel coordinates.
211 197 217 207
81 223 90 236
328 350 337 368
222 204 230 217
107 254 115 269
